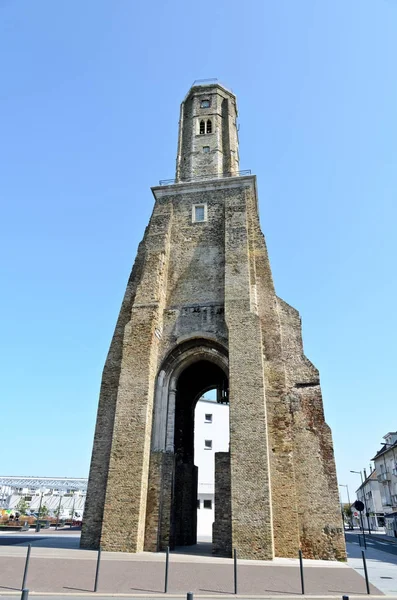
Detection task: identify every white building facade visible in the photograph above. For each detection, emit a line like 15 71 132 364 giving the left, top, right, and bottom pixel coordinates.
194 397 229 539
372 432 397 537
354 470 386 531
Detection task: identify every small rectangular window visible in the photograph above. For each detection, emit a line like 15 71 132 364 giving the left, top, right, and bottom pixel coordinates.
204 439 212 449
197 499 200 509
201 99 210 108
205 414 212 423
193 204 206 223
203 499 212 509
203 146 210 153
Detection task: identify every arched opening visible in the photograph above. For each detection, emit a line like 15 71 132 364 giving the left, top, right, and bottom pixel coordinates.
206 119 212 134
146 340 231 555
172 359 228 547
199 120 205 134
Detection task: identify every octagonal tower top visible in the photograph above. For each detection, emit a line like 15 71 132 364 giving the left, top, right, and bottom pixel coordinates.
175 80 239 183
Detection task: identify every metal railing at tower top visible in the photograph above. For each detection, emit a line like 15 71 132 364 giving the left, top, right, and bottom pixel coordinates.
192 78 218 86
159 169 251 186
191 79 233 93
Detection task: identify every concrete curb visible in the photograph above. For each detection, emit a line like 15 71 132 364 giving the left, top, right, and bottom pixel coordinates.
0 595 389 599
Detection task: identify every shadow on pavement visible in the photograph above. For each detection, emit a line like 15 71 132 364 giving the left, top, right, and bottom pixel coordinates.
0 586 21 591
0 533 81 549
199 589 231 595
130 587 164 593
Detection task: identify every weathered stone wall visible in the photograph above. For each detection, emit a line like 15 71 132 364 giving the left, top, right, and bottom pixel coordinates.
144 451 176 552
213 452 232 556
224 186 274 560
176 84 239 182
82 201 173 552
80 236 148 549
277 299 346 560
83 174 345 561
173 462 198 546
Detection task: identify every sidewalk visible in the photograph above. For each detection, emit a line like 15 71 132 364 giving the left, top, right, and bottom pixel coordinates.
0 536 382 597
347 537 397 596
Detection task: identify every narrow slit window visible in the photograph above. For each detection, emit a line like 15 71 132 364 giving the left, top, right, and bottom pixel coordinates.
193 204 206 223
199 120 205 134
206 119 212 134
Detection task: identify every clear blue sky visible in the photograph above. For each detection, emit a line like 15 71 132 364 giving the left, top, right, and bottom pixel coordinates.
1 0 396 501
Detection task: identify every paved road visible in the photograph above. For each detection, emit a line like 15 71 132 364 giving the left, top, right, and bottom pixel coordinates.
346 531 397 557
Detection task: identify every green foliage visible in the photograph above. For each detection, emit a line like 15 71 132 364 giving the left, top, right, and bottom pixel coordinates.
343 506 352 518
38 503 49 518
16 498 29 515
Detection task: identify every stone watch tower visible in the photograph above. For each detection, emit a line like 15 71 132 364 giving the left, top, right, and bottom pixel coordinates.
81 80 345 561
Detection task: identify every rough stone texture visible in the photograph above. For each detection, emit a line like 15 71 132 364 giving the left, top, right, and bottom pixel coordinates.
213 452 232 556
176 84 239 182
82 82 346 561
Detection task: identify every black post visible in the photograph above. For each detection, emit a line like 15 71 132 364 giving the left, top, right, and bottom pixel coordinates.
55 494 62 531
21 589 29 600
360 513 367 549
342 596 349 600
35 493 43 532
234 548 238 595
21 545 31 590
70 494 76 529
94 547 101 592
361 550 370 595
298 550 305 595
164 546 169 593
187 593 193 600
358 535 362 547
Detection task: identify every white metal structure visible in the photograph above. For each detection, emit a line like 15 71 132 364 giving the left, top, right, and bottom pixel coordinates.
0 477 87 518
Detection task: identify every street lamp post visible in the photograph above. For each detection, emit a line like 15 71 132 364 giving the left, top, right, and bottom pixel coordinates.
70 492 77 529
35 488 45 532
350 470 371 534
55 491 65 531
339 484 353 529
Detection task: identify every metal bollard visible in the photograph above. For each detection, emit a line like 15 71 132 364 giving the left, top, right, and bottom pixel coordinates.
361 550 370 595
298 550 305 595
234 548 238 595
164 546 169 593
342 596 349 600
21 545 31 590
21 589 29 600
187 592 193 600
94 547 101 592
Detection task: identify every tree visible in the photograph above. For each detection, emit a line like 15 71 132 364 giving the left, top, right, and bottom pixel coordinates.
16 498 29 515
38 504 49 518
343 505 353 529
